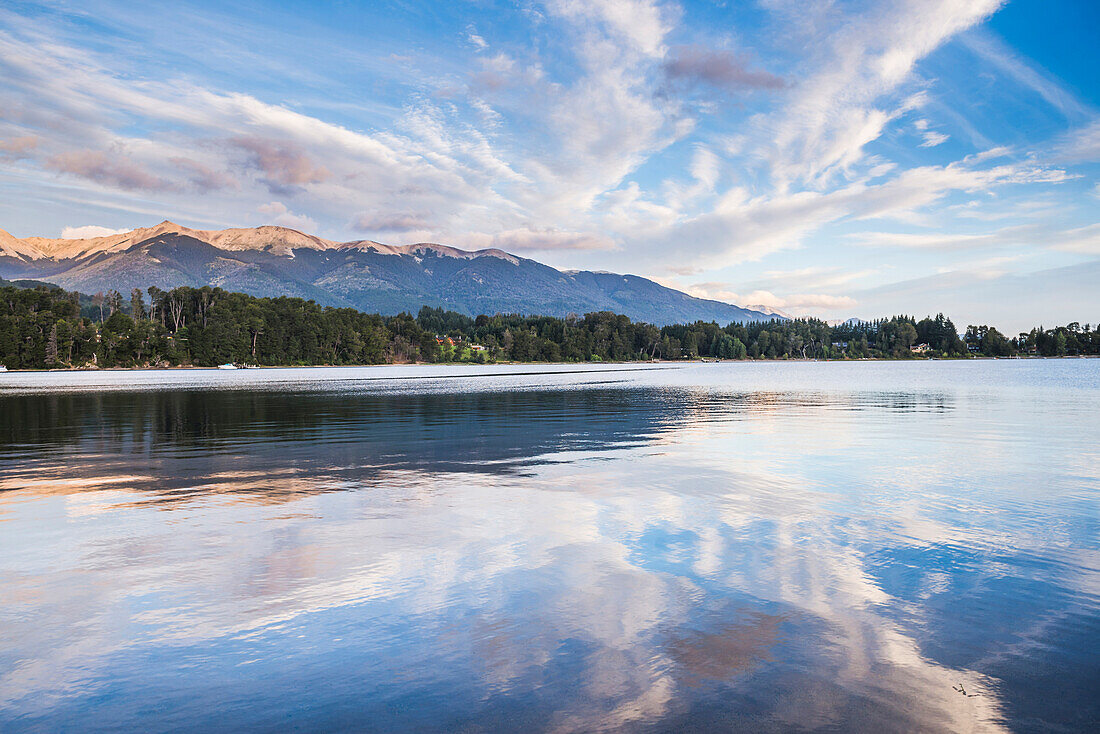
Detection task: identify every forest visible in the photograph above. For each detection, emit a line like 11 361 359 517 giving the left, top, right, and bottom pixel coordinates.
1 283 1097 370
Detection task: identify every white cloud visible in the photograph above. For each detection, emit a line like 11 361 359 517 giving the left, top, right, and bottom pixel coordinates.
60 225 130 239
1052 119 1100 164
919 131 950 148
466 25 488 51
547 0 676 58
689 146 719 192
256 202 317 231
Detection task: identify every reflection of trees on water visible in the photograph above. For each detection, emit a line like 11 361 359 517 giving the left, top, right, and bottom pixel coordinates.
1 389 697 500
1 387 953 502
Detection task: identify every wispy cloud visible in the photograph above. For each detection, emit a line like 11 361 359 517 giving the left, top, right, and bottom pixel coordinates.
170 157 238 192
755 0 1006 191
850 221 1100 254
960 31 1092 121
230 137 330 193
489 227 616 252
687 282 857 316
46 150 174 191
755 266 886 291
0 135 38 159
1046 223 1100 255
850 231 993 249
1052 119 1100 163
353 211 432 234
466 25 488 52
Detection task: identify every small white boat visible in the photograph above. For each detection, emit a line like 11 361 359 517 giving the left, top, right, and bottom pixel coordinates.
217 363 238 370
0 365 7 372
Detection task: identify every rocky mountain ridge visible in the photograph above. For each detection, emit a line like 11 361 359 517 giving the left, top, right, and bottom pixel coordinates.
0 222 778 325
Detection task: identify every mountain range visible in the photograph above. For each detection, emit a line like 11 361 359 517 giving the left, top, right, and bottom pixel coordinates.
0 221 777 325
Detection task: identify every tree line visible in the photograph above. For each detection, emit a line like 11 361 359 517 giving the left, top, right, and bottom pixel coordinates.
1 283 1097 370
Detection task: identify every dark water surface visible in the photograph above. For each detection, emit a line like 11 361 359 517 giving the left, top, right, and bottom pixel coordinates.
1 361 1098 732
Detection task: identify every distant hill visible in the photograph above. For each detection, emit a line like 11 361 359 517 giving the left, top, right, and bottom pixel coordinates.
0 275 62 290
0 221 778 325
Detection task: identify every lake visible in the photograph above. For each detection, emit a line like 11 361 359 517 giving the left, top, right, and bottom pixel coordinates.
1 360 1097 732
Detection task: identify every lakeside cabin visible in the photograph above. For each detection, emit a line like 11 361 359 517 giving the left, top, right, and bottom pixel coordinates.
910 343 931 354
435 336 487 354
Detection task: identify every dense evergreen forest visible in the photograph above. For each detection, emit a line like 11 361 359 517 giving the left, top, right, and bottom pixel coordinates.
1 283 1097 369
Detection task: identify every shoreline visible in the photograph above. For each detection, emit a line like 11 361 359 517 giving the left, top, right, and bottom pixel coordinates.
2 354 1095 374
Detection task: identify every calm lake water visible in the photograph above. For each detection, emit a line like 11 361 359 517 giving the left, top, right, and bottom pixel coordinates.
1 361 1098 732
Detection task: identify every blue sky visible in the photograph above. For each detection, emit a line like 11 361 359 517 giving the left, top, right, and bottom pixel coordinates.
0 0 1097 330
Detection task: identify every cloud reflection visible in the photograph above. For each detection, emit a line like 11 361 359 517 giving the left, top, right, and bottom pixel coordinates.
2 365 1098 731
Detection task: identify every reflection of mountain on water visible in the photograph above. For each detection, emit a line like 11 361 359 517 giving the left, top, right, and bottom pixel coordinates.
0 386 956 502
